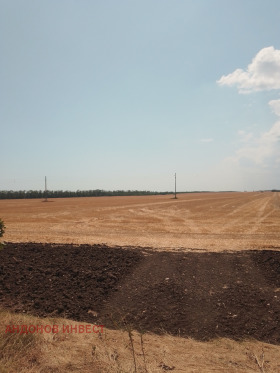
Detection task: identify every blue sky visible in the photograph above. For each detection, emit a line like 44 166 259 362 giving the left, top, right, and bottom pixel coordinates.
1 0 280 192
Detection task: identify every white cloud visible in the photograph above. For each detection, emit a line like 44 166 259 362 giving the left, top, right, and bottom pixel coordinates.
269 99 280 116
217 46 280 186
217 46 280 93
233 97 280 166
237 130 254 143
200 138 213 143
230 122 280 166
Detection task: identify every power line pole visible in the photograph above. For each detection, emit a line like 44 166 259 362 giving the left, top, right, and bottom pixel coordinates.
174 172 177 199
44 176 48 202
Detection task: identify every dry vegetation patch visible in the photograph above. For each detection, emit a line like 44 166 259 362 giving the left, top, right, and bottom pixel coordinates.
1 309 280 373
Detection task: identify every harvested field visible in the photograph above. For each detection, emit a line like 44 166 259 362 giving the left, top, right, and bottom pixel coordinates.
1 191 280 372
1 191 280 251
1 242 280 344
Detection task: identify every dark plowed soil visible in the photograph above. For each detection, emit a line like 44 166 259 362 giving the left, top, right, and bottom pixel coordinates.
0 243 280 344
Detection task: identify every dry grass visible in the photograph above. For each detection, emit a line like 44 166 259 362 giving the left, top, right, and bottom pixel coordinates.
1 308 280 373
0 310 41 373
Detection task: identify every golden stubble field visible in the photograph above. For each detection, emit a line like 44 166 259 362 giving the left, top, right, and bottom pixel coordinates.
1 191 280 251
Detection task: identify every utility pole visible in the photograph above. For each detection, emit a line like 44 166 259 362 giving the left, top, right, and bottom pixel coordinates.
174 173 177 199
44 176 48 202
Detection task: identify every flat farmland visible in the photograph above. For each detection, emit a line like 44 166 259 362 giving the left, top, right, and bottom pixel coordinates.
1 192 280 372
1 191 280 251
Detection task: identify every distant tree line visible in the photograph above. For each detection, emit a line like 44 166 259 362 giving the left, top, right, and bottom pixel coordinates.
0 189 174 200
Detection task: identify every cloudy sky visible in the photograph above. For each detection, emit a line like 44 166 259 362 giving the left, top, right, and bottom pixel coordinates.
1 0 280 192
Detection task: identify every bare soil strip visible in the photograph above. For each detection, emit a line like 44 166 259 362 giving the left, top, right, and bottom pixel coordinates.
1 242 279 344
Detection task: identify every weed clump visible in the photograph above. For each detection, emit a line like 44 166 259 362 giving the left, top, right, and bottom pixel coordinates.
0 324 41 372
0 218 5 250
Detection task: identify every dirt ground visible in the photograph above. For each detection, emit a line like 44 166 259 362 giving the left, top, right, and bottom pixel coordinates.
1 191 280 372
1 242 279 345
1 191 280 251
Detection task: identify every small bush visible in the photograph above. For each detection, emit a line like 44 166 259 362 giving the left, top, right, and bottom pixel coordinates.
0 218 5 249
0 218 5 237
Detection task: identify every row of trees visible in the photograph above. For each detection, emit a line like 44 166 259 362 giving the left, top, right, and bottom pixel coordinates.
0 189 174 200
